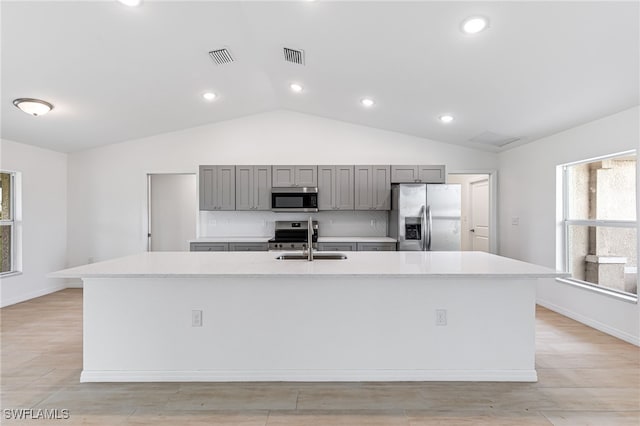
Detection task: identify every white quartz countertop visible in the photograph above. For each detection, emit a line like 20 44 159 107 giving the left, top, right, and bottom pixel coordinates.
189 237 396 243
50 251 566 279
317 237 397 243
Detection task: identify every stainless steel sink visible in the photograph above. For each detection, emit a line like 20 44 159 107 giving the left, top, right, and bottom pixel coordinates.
275 253 348 260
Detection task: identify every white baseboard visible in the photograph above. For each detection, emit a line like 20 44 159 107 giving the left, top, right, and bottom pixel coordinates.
80 369 537 383
65 280 83 289
537 299 640 346
0 284 67 308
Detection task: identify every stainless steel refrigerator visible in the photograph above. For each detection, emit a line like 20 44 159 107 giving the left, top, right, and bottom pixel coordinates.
389 184 461 251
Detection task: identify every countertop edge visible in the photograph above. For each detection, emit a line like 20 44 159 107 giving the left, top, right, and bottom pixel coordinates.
50 273 568 279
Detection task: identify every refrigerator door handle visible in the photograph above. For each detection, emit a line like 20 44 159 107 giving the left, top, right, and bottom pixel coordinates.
426 205 432 251
420 205 426 251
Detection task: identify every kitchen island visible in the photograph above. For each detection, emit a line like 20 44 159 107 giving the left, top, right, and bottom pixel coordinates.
51 251 564 383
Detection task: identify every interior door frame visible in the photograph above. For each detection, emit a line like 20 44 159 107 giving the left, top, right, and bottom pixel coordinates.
147 172 197 252
447 169 498 254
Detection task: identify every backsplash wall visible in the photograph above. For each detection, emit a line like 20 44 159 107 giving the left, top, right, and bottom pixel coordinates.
199 210 388 238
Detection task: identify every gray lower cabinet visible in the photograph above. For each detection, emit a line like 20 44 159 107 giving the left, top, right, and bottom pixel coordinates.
354 165 391 210
190 242 229 252
357 242 396 251
391 165 445 183
235 166 271 210
191 242 268 251
318 166 354 210
318 241 396 251
317 242 357 252
228 242 268 251
199 165 236 210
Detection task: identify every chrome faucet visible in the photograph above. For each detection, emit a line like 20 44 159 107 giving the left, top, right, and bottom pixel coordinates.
306 216 314 261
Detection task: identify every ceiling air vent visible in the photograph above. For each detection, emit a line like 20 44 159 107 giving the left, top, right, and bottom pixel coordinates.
209 48 234 66
469 131 520 147
283 47 305 65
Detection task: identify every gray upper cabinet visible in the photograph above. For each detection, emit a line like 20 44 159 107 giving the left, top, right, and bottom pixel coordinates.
235 166 271 211
272 165 317 187
318 166 354 210
354 165 391 210
391 165 446 183
199 165 236 211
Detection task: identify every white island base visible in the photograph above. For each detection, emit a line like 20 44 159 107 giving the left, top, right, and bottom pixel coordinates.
51 252 564 383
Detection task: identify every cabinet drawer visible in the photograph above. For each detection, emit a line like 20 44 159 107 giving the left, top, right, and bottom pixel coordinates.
190 243 229 252
356 242 396 251
317 242 357 252
228 242 268 252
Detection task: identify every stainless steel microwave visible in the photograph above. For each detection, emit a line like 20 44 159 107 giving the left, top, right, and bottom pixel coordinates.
271 187 319 212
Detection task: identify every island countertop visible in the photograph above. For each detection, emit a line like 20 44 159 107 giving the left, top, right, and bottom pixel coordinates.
50 251 565 279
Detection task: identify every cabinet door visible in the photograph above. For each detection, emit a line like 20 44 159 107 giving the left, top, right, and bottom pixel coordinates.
372 165 391 210
190 242 229 252
317 166 335 210
354 166 373 210
235 166 253 211
317 242 356 251
199 165 218 210
357 242 396 251
391 165 418 183
295 165 318 187
253 166 272 210
418 165 446 183
217 166 236 210
334 166 354 210
272 166 296 187
228 242 268 251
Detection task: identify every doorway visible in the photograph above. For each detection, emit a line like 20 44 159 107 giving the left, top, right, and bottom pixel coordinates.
447 173 495 253
147 173 197 251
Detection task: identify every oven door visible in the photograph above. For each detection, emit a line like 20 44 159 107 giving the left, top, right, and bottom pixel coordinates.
271 187 319 212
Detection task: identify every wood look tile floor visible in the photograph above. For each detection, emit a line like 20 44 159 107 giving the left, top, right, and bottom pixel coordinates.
1 289 638 425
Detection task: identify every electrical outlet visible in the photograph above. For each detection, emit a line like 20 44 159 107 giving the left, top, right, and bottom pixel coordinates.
192 310 203 327
436 309 447 326
511 217 519 226
370 219 376 227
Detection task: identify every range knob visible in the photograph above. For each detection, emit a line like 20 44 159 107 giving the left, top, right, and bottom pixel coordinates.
290 243 295 248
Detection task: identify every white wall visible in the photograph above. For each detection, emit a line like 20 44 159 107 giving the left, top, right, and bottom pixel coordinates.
498 106 640 345
67 110 498 267
0 139 68 307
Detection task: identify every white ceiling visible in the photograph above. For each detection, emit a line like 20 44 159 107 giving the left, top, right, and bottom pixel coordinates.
2 1 638 153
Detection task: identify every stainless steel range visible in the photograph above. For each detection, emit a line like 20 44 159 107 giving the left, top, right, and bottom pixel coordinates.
268 220 318 251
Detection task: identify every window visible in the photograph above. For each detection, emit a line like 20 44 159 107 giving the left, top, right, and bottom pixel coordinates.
561 152 637 297
0 171 15 274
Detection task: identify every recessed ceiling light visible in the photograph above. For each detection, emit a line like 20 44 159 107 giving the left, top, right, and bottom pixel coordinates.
202 92 217 101
290 83 304 93
439 114 455 123
12 98 54 116
461 16 489 34
360 98 375 108
118 0 142 7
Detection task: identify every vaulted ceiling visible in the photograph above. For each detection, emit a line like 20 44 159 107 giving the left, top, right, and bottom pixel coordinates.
2 1 638 153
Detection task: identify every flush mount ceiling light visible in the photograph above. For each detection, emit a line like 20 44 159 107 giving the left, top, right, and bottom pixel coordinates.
12 98 54 116
360 98 375 108
202 92 217 101
461 16 489 34
439 114 455 123
117 0 142 7
290 83 304 93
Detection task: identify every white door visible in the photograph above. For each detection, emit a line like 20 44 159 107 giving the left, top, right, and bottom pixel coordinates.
470 178 490 252
149 174 196 251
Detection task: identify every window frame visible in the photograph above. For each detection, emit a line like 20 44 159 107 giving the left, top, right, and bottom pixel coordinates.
0 171 16 276
559 150 638 300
